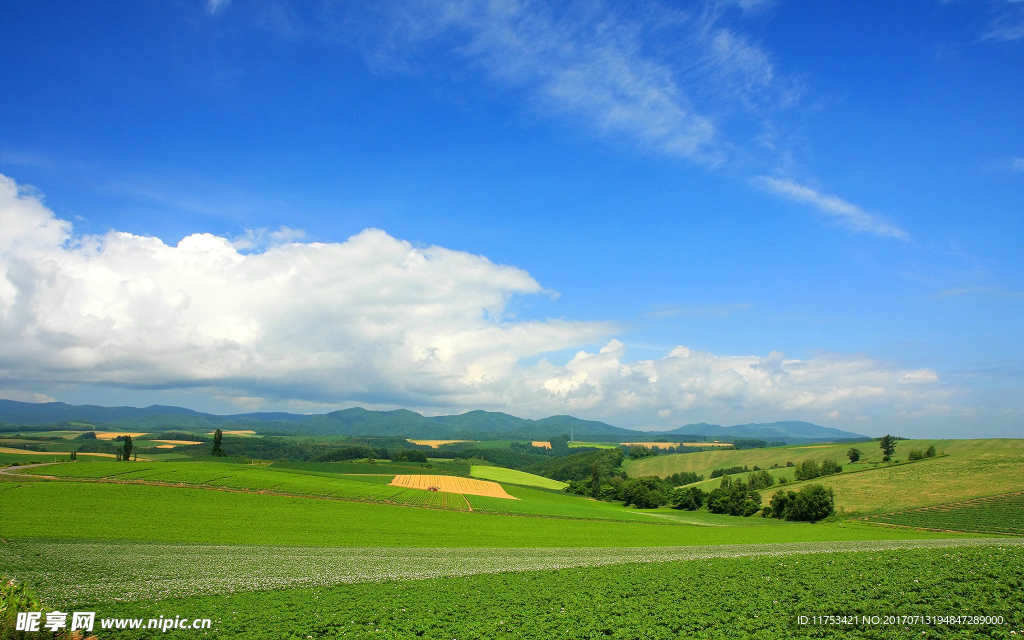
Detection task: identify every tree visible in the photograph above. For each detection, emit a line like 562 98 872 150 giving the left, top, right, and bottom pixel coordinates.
122 435 133 462
549 434 570 455
879 435 897 462
794 459 821 481
925 445 937 458
212 429 225 457
908 449 924 461
820 459 843 476
847 447 861 463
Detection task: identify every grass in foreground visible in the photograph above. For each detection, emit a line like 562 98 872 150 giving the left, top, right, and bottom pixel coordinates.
20 544 1023 639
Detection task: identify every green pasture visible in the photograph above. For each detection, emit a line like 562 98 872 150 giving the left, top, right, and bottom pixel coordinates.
470 465 567 489
627 438 1024 515
0 480 965 547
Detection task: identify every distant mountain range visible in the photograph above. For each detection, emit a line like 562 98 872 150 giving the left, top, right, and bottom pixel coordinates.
0 400 869 443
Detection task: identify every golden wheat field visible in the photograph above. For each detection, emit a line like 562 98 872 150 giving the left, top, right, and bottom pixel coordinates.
93 432 149 440
389 474 518 499
405 439 475 448
531 441 552 449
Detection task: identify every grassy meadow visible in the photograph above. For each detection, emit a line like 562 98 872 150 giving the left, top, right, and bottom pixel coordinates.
2 433 1022 638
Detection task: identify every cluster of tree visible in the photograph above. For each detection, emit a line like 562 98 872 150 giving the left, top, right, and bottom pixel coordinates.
731 438 770 449
529 448 624 483
745 470 776 490
115 435 134 461
670 486 706 510
154 430 209 443
908 445 937 461
710 465 750 479
626 445 658 460
793 459 842 481
706 476 762 517
312 444 396 462
664 471 703 486
763 484 834 522
452 448 550 471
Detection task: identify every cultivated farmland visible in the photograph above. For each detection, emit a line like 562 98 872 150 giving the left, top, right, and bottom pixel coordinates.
863 492 1024 535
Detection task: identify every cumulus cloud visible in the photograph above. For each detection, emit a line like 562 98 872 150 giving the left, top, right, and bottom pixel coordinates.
0 174 947 425
756 176 910 241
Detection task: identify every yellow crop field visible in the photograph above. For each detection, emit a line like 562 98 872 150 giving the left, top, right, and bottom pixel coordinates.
390 475 518 499
406 439 475 448
531 441 551 449
94 432 149 440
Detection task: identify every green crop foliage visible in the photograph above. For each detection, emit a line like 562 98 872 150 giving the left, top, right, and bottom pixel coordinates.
16 545 1022 639
865 493 1024 535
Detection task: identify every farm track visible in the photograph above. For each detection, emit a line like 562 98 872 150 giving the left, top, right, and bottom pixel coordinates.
4 537 1023 606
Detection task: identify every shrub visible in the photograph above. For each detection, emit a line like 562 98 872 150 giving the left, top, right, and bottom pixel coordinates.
908 449 924 461
846 447 861 463
925 445 937 458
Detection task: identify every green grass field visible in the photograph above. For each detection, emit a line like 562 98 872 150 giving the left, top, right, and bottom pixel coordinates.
470 465 568 489
627 439 1024 515
0 479 965 547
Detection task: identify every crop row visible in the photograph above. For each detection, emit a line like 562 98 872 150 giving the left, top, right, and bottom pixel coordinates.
3 539 1020 607
5 543 1022 639
866 493 1024 535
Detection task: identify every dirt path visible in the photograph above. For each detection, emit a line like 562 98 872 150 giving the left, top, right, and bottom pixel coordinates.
0 462 63 479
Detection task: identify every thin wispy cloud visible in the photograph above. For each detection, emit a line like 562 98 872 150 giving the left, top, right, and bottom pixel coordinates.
207 0 230 16
647 302 753 319
982 0 1024 40
934 286 1024 299
756 176 911 241
349 0 802 166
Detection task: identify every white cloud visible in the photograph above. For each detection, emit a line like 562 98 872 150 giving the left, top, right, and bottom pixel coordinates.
756 176 911 240
0 174 951 427
0 389 57 403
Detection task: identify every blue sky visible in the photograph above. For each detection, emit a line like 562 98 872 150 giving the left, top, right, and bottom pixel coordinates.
0 0 1021 437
